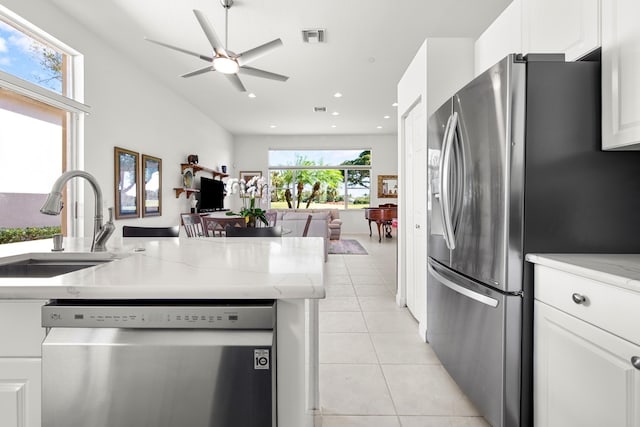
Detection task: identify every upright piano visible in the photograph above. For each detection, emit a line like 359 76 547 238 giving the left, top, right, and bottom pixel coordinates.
364 204 397 242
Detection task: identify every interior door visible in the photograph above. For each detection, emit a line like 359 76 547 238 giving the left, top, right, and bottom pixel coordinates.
404 100 426 322
403 102 415 318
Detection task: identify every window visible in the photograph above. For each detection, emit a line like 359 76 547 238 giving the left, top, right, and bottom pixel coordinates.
0 6 87 244
268 149 371 209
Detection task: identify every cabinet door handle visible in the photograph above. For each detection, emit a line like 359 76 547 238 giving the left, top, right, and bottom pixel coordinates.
571 293 586 304
632 356 640 370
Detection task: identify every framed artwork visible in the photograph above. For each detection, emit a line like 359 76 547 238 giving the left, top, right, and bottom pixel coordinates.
142 154 162 217
239 170 263 197
114 147 140 219
377 175 398 198
239 170 262 183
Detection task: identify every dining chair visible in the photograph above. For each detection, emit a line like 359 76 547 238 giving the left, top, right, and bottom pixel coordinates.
122 226 180 237
180 213 204 237
302 214 313 237
261 212 278 228
202 216 246 237
224 226 283 237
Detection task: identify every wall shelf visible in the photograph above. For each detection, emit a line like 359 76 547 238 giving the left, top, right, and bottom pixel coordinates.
173 187 200 198
174 163 228 198
180 163 228 179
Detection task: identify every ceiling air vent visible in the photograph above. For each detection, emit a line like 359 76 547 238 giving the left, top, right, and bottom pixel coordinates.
302 29 326 43
314 107 327 113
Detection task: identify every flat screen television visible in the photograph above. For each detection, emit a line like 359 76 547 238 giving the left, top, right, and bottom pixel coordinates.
197 176 225 211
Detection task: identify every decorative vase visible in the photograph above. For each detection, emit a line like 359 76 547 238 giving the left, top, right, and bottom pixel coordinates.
246 216 256 228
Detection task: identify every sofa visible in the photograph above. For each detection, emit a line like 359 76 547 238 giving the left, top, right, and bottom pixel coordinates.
267 208 342 240
278 211 330 261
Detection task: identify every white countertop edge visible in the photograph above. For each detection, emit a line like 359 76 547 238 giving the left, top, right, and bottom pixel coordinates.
526 253 640 293
0 285 326 300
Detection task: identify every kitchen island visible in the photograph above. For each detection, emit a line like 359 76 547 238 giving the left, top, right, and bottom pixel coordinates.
0 236 326 427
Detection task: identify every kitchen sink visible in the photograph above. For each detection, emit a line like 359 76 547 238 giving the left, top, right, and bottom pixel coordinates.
0 253 116 278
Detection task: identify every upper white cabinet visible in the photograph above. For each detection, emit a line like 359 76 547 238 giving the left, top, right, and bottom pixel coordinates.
522 0 600 61
474 0 522 76
602 0 640 150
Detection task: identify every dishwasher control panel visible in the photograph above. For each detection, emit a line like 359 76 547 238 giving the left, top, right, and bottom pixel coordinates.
42 302 275 329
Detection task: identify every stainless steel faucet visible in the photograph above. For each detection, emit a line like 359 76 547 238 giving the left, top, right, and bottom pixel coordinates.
40 170 115 252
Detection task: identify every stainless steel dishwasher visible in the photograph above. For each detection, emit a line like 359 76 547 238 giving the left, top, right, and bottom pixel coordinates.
42 300 276 427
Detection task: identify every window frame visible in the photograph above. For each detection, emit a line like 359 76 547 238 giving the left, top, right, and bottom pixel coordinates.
268 150 372 210
0 5 89 237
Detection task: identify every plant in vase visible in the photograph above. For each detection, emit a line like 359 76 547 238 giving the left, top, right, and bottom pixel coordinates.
225 176 269 227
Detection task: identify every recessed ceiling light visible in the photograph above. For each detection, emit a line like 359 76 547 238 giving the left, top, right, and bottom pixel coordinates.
331 125 337 128
248 93 256 98
331 111 340 116
383 115 390 119
269 124 277 129
377 126 383 129
333 92 343 98
392 102 398 107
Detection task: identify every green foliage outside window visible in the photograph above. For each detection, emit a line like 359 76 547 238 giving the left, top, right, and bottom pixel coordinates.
0 227 62 244
269 150 371 209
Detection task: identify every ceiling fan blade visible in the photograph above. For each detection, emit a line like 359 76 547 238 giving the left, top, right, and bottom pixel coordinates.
238 66 289 82
236 39 283 67
225 74 247 92
144 37 213 62
193 9 227 56
181 66 215 78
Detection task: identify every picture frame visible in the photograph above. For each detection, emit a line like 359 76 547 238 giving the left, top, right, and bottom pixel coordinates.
239 170 263 197
114 147 140 219
141 154 162 217
377 175 398 198
239 170 262 183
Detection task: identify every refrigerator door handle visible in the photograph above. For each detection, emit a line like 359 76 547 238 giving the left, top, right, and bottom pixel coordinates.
428 260 499 308
440 112 458 250
437 113 453 243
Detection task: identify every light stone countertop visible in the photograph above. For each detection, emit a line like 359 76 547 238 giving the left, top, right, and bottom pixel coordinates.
0 236 326 300
525 253 640 294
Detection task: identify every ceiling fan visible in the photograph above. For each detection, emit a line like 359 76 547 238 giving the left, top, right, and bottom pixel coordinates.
144 0 288 92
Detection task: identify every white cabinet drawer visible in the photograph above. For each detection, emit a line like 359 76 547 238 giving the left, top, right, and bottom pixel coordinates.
534 265 640 346
0 300 47 357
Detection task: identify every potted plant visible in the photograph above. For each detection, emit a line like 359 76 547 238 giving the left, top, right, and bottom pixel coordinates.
226 176 269 227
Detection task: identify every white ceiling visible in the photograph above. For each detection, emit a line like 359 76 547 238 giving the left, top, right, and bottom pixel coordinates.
51 0 510 136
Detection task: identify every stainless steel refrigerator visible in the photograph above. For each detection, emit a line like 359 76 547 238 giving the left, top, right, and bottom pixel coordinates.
426 54 640 427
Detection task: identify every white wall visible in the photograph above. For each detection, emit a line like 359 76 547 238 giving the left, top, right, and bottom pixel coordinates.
233 134 397 234
2 0 234 238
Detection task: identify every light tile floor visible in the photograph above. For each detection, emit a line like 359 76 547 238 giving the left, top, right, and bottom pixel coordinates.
316 233 490 427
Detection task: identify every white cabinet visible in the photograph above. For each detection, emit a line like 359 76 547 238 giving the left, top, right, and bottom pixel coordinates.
522 0 600 61
0 359 41 427
533 265 640 427
602 0 640 150
474 0 522 76
0 300 46 427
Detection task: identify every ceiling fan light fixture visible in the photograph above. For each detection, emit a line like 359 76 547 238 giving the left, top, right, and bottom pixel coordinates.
213 56 239 74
